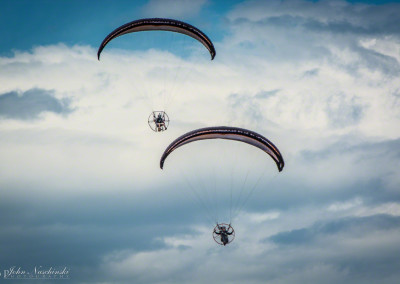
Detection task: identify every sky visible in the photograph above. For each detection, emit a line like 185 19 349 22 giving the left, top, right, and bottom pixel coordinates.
0 0 400 283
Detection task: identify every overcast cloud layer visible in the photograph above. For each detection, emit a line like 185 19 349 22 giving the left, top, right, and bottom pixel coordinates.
0 0 400 283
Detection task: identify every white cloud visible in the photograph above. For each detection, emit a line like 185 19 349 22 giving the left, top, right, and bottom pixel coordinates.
328 198 363 212
0 2 399 215
355 202 400 217
1 1 400 283
245 211 281 223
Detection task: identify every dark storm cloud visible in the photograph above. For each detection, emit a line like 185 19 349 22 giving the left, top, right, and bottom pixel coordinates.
303 15 400 37
269 214 400 245
325 3 400 36
232 1 400 36
230 13 384 36
0 187 202 283
262 214 400 284
0 89 73 120
228 1 400 75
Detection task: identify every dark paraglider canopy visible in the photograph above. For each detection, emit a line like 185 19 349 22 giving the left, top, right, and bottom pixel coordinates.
160 126 284 171
97 18 216 60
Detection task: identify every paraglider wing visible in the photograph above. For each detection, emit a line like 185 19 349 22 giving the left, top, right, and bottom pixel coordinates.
97 18 216 60
160 126 284 171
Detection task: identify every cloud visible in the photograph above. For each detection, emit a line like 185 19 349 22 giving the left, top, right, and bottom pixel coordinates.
325 92 364 127
228 1 400 36
302 68 319 77
0 188 203 282
1 1 400 283
217 1 400 138
0 89 72 120
262 214 400 283
255 89 280 99
269 214 400 245
93 212 400 284
142 0 208 19
224 0 400 77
